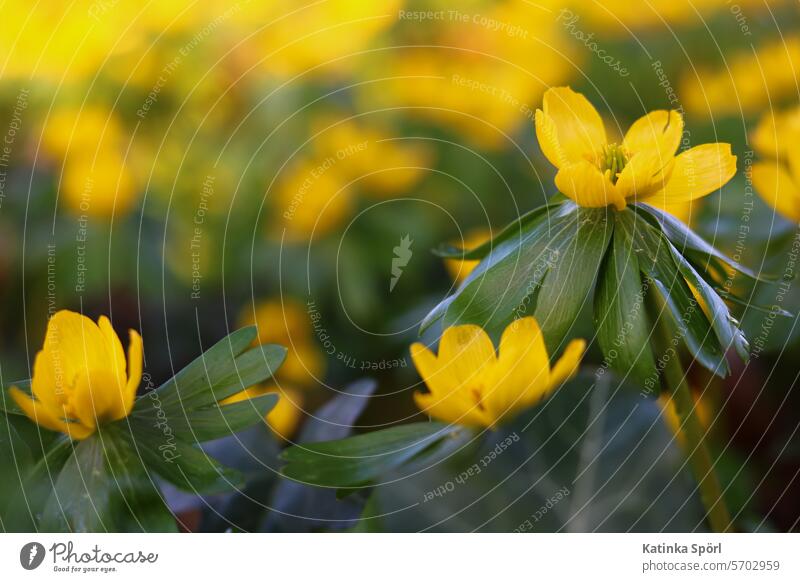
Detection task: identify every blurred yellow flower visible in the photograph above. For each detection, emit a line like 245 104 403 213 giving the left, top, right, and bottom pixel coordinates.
357 1 576 149
682 35 800 118
42 107 139 218
444 228 491 283
535 87 736 212
275 159 353 241
240 299 325 388
411 317 585 428
10 310 142 440
312 116 432 198
221 385 304 440
235 0 401 78
751 106 800 222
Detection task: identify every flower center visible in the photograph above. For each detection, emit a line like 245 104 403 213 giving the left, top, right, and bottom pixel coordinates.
600 143 628 184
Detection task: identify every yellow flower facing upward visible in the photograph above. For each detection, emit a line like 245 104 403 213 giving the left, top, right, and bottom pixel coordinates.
750 106 800 222
10 310 143 440
411 317 585 428
534 87 737 212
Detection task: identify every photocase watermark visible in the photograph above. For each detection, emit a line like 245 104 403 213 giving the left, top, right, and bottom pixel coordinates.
143 373 181 463
513 485 571 532
390 234 413 292
558 10 629 77
422 432 519 502
727 0 753 37
20 542 45 570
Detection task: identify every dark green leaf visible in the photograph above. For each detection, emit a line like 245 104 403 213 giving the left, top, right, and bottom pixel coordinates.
633 203 774 283
433 203 559 260
623 211 728 376
533 207 613 350
443 205 579 336
281 422 462 490
594 215 657 383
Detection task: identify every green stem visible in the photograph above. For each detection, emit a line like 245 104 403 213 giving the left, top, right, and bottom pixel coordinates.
655 318 733 532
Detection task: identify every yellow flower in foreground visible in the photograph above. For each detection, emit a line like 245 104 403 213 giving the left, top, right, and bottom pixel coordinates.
10 310 142 440
222 385 304 440
535 87 736 212
750 106 800 222
411 318 585 428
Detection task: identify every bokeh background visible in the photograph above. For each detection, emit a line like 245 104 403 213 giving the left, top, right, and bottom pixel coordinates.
2 0 800 531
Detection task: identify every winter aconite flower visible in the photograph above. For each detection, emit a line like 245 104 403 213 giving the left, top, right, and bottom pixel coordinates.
411 317 584 428
535 87 736 212
9 310 142 440
751 106 800 222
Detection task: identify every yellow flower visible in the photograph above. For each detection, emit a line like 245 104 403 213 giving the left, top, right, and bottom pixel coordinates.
42 107 139 218
535 87 737 212
240 299 325 388
274 159 353 241
444 228 491 283
411 317 585 428
311 116 432 198
9 310 143 440
750 106 800 222
221 385 304 440
681 35 800 118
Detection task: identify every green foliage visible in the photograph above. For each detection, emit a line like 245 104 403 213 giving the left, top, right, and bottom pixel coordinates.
0 328 284 532
424 201 757 381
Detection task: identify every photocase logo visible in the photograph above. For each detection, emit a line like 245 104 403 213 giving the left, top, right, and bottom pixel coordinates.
19 542 45 570
389 234 413 292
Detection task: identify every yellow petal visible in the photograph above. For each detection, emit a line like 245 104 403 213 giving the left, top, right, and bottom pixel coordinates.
535 109 566 168
555 160 626 209
549 339 586 389
125 330 143 416
67 368 127 429
623 110 683 160
751 161 800 222
9 386 93 439
538 87 606 167
644 144 736 204
615 150 674 202
413 391 490 428
436 325 496 388
41 310 110 394
484 317 550 423
98 316 127 390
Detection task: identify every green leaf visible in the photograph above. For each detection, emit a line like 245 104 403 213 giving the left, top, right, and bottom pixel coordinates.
443 204 579 336
41 432 176 532
533 207 613 350
281 422 462 490
156 393 278 442
124 419 243 494
433 203 559 260
138 326 257 412
622 211 728 376
665 241 750 362
633 204 774 283
133 328 285 417
594 215 657 383
1 437 74 531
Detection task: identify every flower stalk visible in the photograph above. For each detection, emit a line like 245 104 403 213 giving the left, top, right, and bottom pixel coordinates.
653 302 733 533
